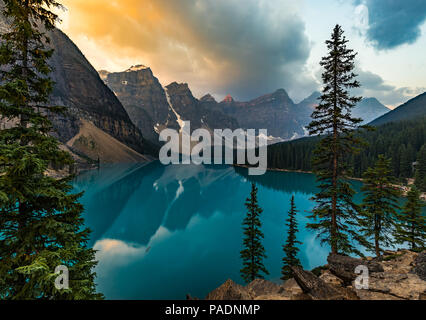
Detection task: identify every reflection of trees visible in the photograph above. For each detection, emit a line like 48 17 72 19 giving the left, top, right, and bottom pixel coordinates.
234 166 366 205
234 166 319 195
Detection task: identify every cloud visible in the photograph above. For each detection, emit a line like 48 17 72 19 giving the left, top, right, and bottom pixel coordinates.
314 65 425 107
355 0 426 49
355 69 426 107
60 0 317 101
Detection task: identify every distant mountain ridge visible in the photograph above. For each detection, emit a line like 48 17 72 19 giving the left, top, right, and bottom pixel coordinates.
203 88 306 141
370 92 426 126
354 98 390 124
296 92 390 125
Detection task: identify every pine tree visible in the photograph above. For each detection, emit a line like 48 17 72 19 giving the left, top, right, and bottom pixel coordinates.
281 195 302 281
395 186 425 251
415 145 426 192
399 145 412 179
358 155 401 257
240 183 269 283
0 0 102 299
307 25 367 255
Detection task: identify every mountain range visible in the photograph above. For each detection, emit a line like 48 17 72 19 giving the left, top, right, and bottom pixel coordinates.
100 67 391 145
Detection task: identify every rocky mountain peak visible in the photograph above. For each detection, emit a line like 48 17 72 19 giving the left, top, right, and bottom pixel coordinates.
247 88 293 108
166 82 193 97
126 64 149 72
222 94 234 103
200 94 217 103
306 91 321 102
102 65 156 88
353 96 390 124
299 91 321 109
273 88 289 97
98 70 110 81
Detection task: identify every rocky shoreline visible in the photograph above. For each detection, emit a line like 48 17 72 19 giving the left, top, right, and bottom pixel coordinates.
201 250 426 300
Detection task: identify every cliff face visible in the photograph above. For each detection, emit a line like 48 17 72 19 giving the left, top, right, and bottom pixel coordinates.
102 68 239 143
47 30 152 156
103 66 179 143
166 82 239 132
0 11 155 161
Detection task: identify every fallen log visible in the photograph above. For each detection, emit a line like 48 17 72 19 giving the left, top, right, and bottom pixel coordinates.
291 266 348 300
327 254 384 285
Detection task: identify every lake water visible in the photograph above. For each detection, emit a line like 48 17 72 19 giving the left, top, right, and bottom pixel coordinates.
73 162 366 300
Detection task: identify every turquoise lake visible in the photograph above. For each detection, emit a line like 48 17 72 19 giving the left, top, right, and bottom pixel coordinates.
73 162 368 300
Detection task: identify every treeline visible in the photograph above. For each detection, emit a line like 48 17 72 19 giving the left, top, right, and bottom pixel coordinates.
268 117 426 184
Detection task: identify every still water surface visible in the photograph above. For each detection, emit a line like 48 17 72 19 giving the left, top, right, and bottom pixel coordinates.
73 162 367 299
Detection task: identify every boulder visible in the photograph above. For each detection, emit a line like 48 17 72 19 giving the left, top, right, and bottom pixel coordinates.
186 294 199 300
381 250 417 274
413 251 426 281
245 279 282 297
281 278 304 296
205 251 425 301
205 279 252 300
365 272 426 300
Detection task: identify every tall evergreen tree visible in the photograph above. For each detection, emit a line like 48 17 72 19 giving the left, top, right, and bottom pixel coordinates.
358 155 401 257
307 24 366 255
415 145 426 192
240 183 269 283
0 0 102 299
395 186 425 251
281 195 302 281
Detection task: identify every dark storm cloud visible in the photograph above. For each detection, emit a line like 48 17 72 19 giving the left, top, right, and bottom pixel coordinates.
166 0 316 100
356 0 426 49
63 0 317 101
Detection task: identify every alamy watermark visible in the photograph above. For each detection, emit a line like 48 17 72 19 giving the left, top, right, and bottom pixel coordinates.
54 265 69 290
354 265 369 290
158 121 268 175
